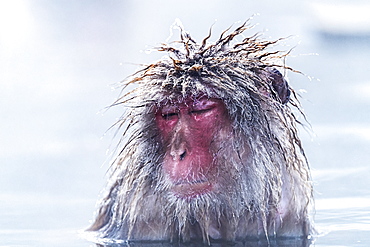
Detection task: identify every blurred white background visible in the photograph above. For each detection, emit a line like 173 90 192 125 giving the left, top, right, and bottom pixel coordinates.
1 0 369 246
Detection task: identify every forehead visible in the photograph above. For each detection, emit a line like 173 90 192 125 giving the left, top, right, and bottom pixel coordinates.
157 95 222 108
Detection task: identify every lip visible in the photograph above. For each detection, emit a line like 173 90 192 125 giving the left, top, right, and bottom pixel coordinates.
172 181 213 199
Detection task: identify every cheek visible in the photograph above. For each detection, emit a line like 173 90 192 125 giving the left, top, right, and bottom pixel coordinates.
190 120 222 145
196 111 231 138
155 113 175 140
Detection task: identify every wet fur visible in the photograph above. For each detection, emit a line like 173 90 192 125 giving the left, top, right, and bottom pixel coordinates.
88 20 314 244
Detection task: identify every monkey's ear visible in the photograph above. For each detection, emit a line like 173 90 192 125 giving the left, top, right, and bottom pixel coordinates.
268 68 291 104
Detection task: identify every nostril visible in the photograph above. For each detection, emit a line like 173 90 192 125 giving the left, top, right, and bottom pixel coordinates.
179 151 186 161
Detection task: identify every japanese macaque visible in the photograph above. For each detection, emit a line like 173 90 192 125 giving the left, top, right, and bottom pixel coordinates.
87 21 314 245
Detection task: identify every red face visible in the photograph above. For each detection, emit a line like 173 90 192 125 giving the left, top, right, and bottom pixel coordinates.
155 97 231 199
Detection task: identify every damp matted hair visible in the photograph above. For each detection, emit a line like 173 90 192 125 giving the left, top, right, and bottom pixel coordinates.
88 19 314 244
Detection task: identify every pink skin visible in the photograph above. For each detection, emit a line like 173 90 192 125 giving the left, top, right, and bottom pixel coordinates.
155 97 230 198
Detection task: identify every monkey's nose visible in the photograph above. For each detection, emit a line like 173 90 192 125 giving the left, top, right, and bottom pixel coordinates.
170 146 187 161
179 150 186 161
170 129 188 161
170 150 187 161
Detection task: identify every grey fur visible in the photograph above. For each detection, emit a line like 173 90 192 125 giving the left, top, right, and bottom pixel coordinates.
87 21 314 244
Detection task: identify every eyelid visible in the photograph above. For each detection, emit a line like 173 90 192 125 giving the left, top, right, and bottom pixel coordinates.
192 101 217 111
161 105 177 113
190 108 212 114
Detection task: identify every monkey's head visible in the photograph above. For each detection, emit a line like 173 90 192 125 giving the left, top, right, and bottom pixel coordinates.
123 21 294 198
90 21 312 243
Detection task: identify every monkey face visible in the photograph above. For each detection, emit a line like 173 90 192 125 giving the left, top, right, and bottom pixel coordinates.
155 97 231 199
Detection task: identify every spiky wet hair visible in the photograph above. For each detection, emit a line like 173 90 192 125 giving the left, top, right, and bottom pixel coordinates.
117 20 296 107
90 21 313 242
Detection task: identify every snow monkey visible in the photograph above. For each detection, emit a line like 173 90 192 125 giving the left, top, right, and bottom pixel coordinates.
88 21 314 245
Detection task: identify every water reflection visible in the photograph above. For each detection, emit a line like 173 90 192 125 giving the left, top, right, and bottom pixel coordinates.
93 237 312 247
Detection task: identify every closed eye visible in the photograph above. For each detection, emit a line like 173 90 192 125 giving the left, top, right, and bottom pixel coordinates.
162 112 178 120
190 108 213 115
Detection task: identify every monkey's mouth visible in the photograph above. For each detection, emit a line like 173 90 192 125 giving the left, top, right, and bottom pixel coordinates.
172 181 212 199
